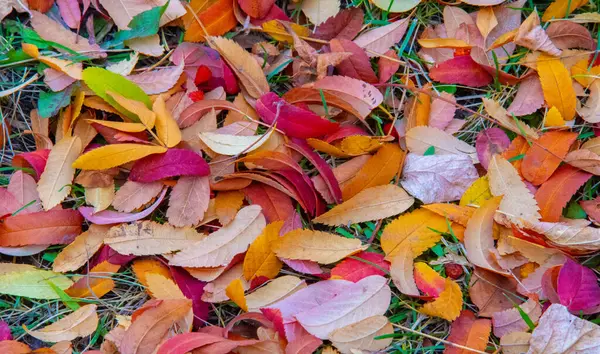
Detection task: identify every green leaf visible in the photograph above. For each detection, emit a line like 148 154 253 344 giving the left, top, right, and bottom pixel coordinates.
0 265 73 299
82 67 151 120
110 4 168 45
38 86 74 118
423 146 435 156
47 281 80 311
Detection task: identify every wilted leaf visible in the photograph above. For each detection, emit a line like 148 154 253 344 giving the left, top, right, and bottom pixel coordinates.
273 229 367 264
514 12 562 56
24 305 98 342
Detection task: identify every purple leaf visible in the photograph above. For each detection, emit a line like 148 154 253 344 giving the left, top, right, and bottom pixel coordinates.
79 188 167 224
287 139 342 204
0 321 12 341
475 128 510 170
255 92 339 139
90 245 136 268
129 149 210 182
558 258 600 313
170 266 210 328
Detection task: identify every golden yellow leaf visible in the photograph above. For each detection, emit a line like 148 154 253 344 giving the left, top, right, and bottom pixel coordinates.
476 7 498 40
72 143 167 170
419 278 463 321
106 91 156 129
339 136 383 156
571 59 600 88
37 136 82 210
208 36 269 99
273 229 367 264
417 38 471 49
145 273 185 299
152 95 182 148
243 221 284 281
460 176 493 207
261 20 311 43
542 0 589 22
545 106 566 127
381 209 448 259
53 225 111 273
405 86 431 131
215 190 245 226
131 258 172 288
24 305 98 342
85 119 147 132
313 184 414 226
225 278 248 311
422 203 474 227
537 53 577 120
224 93 260 126
22 43 82 80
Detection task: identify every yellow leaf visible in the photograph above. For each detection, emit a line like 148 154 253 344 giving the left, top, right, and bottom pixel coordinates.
422 203 474 227
145 273 186 299
313 184 414 226
215 190 246 226
85 119 147 132
417 38 472 49
0 263 73 299
381 209 448 259
542 0 589 22
225 278 248 311
488 29 518 50
571 58 600 88
243 221 284 281
460 176 493 207
419 279 463 321
339 136 383 156
262 20 311 43
22 43 82 80
72 143 167 170
208 36 269 99
53 225 111 273
537 53 577 120
544 106 566 127
273 229 367 264
245 275 306 312
153 95 182 148
37 136 83 210
405 86 431 130
106 91 156 128
476 7 498 40
131 258 172 288
24 305 98 342
307 138 352 158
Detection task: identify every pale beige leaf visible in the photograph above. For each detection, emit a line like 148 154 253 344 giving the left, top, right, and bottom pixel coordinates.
126 63 184 95
169 205 266 267
37 136 82 210
406 126 478 162
482 98 539 139
528 304 600 354
330 315 393 354
185 266 226 282
208 36 269 99
390 247 419 296
30 11 105 58
515 12 562 56
273 229 367 264
201 263 249 303
50 341 73 354
521 219 600 254
581 136 600 155
112 180 164 213
313 185 414 226
145 273 186 299
565 149 600 175
353 18 410 57
570 12 600 23
25 305 98 342
85 183 115 213
97 0 148 29
0 0 26 21
198 130 273 156
500 332 531 354
166 176 210 227
444 6 474 38
53 225 111 273
105 221 206 256
106 52 139 75
301 0 340 25
493 298 541 338
245 275 306 312
487 155 541 227
579 81 600 123
126 35 164 57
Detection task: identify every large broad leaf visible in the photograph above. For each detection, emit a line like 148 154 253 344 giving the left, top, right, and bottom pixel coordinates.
419 278 463 321
0 263 73 299
353 17 410 57
0 209 82 247
245 275 306 312
129 149 210 182
273 229 367 264
72 143 167 170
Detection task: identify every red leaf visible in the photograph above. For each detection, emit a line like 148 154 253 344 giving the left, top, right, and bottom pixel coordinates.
324 125 368 143
429 55 492 87
243 183 294 222
157 333 226 354
557 258 600 313
274 169 322 217
329 39 378 83
90 245 136 267
237 0 275 19
11 149 50 179
313 8 364 41
378 49 401 83
535 165 592 222
129 149 210 182
0 209 82 246
255 92 339 138
285 330 323 354
249 4 289 25
330 251 389 282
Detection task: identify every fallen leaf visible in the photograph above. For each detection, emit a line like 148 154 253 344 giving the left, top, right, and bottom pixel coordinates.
79 188 167 225
546 21 596 50
514 12 562 56
522 131 578 185
313 8 364 41
537 53 577 120
7 170 42 213
25 305 98 342
72 144 167 170
535 165 591 222
329 315 393 354
558 258 600 313
406 126 477 162
129 149 210 182
243 183 294 223
352 17 410 57
199 130 273 155
301 0 339 25
460 176 493 207
542 0 588 22
0 209 83 247
507 75 544 116
53 224 111 273
245 275 306 312
476 7 498 41
329 39 378 83
430 55 492 87
370 0 419 14
445 310 491 354
65 261 120 299
202 263 248 303
389 247 419 296
225 278 248 311
127 64 184 95
273 229 366 264
500 331 531 354
414 262 446 297
167 176 211 227
243 221 284 281
476 128 510 170
401 153 479 204
469 268 521 317
331 251 389 283
419 278 463 321
170 205 266 267
0 263 73 299
492 298 541 338
482 98 539 139
112 180 164 213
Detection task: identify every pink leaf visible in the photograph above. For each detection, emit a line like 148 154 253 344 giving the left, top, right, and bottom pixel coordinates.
255 92 339 138
167 176 210 227
0 188 22 217
79 188 167 224
430 55 492 87
274 170 320 216
91 123 149 144
112 180 164 213
56 0 81 29
157 333 226 354
43 68 76 92
507 75 544 117
282 259 324 276
285 329 323 354
129 149 210 182
475 128 510 170
331 251 389 282
7 170 42 213
127 64 184 95
557 258 600 313
12 149 50 180
428 92 456 131
170 266 210 328
378 49 401 83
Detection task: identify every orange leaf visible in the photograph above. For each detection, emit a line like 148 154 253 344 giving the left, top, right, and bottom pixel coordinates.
521 130 577 185
215 190 245 226
419 278 463 321
445 310 492 354
405 84 431 130
66 261 120 298
225 278 248 311
535 165 592 222
502 136 529 174
422 203 474 226
132 258 173 289
342 143 405 200
182 0 237 42
414 262 446 297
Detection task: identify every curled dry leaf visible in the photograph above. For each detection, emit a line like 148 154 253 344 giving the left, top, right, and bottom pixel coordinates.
514 12 562 56
25 305 99 342
482 98 539 139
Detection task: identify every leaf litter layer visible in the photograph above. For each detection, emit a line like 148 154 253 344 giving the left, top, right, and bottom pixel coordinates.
1 0 600 353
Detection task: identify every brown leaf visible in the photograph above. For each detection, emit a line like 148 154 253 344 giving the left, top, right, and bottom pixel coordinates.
469 268 521 317
445 310 492 354
313 8 364 41
167 176 210 227
546 21 596 50
500 332 531 354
